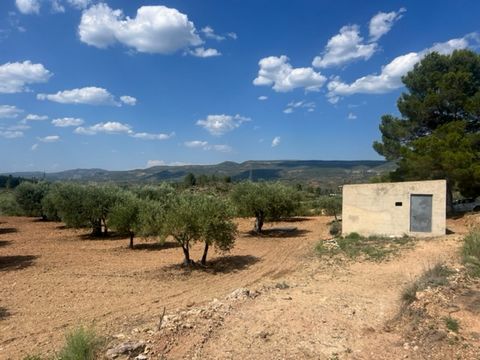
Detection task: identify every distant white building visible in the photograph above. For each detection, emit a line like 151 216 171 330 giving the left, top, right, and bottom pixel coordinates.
342 180 446 237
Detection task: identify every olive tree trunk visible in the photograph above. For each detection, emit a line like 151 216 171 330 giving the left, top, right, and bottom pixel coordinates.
201 242 209 265
254 210 264 233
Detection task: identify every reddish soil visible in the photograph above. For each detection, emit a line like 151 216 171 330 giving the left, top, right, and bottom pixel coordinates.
0 214 479 359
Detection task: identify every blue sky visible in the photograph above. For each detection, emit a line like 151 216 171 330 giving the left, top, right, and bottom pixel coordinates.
1 0 479 172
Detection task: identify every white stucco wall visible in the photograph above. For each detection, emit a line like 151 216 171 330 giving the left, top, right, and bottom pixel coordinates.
342 180 446 237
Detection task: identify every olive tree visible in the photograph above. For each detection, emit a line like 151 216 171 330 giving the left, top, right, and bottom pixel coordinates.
161 193 237 266
230 181 301 233
48 183 118 236
14 181 49 219
108 191 143 249
317 195 342 221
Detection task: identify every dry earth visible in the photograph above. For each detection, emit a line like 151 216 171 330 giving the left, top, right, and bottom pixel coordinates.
0 215 479 359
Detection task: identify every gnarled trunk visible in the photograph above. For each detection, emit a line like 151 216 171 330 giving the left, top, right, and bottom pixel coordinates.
129 231 134 249
201 242 209 265
91 219 102 237
254 210 264 233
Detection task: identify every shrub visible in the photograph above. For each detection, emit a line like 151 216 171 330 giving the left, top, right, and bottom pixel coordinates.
14 182 49 218
444 316 460 333
0 190 23 216
57 327 102 360
462 228 480 277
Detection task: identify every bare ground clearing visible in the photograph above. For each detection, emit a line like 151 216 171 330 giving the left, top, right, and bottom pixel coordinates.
0 215 478 359
0 216 328 359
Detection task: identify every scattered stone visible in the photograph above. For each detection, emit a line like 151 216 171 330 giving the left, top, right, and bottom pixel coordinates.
106 341 146 359
275 281 289 290
225 288 251 300
135 355 148 360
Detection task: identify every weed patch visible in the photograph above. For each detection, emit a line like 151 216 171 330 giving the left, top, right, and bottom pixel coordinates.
462 228 480 277
57 327 102 360
444 316 460 332
316 232 413 261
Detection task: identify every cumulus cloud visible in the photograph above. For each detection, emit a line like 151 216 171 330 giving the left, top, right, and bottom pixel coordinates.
75 121 132 135
201 26 225 41
78 3 203 54
37 86 127 106
196 114 250 136
0 61 52 93
283 100 315 114
16 0 91 14
312 25 377 68
327 34 478 98
38 135 60 142
24 114 48 121
369 8 405 41
52 117 84 127
184 140 231 152
15 0 40 14
120 95 137 106
254 55 326 92
185 140 208 148
258 96 268 101
348 112 357 120
0 105 23 119
74 121 173 140
0 130 23 138
271 136 281 147
130 132 174 140
188 47 221 58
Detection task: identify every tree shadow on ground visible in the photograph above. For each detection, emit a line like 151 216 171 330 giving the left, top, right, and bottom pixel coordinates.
163 255 261 275
280 217 313 223
446 228 455 235
0 307 10 320
0 255 38 271
0 240 11 248
245 228 311 238
133 241 180 251
79 232 128 241
0 228 17 235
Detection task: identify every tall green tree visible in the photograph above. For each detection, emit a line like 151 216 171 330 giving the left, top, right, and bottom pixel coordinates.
373 49 480 202
14 181 49 219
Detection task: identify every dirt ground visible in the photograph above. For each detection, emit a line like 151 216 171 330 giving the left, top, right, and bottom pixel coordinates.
0 215 479 359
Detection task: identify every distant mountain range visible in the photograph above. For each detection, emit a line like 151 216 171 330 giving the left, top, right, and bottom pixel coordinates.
4 160 394 187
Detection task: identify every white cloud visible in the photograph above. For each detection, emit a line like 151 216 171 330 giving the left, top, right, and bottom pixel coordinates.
0 61 52 93
0 130 23 138
327 34 478 98
258 96 268 101
38 135 60 142
147 159 166 167
185 140 208 148
283 100 315 114
24 114 48 121
254 55 326 92
196 114 250 136
0 105 23 118
7 124 30 131
51 117 84 127
120 95 137 106
75 121 132 135
130 132 174 140
312 25 377 68
51 0 65 13
227 32 237 40
369 8 405 42
184 140 231 152
348 112 357 120
189 47 221 58
31 143 38 151
78 3 203 54
15 0 40 14
37 86 118 106
271 136 281 147
201 26 225 41
66 0 91 9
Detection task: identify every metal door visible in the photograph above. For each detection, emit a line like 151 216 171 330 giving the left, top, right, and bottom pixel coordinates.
410 194 433 232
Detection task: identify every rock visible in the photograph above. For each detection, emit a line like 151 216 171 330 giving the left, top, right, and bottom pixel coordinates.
106 341 146 359
135 355 148 360
225 288 251 300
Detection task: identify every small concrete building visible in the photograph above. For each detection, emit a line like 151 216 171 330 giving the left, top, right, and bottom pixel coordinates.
342 179 446 237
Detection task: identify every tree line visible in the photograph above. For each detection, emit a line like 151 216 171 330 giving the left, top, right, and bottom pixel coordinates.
11 181 341 265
